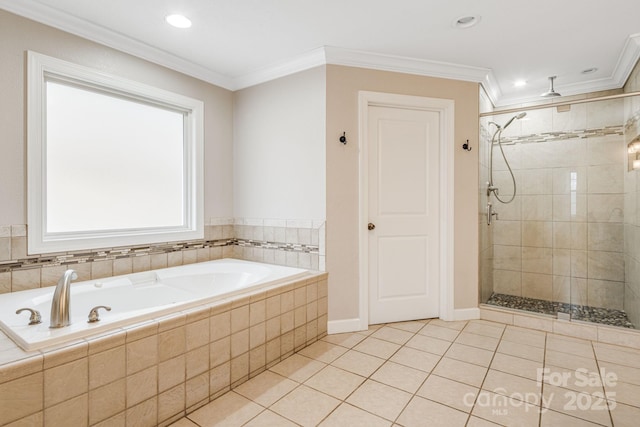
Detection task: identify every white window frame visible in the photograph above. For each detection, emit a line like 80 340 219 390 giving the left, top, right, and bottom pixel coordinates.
27 51 204 254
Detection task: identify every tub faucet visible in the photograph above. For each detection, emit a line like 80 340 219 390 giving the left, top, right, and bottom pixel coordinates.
50 269 77 328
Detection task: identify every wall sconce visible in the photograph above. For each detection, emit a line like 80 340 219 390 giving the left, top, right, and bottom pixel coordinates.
628 136 640 170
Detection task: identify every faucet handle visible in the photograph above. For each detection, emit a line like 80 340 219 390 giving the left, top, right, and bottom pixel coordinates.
16 308 42 325
87 305 111 323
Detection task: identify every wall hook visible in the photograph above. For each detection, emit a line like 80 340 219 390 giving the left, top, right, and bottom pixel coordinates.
462 139 472 151
339 132 347 144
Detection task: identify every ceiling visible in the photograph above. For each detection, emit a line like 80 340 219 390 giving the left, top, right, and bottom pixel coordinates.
2 0 640 106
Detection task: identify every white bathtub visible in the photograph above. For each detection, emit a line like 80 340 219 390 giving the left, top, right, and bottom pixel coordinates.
0 259 309 351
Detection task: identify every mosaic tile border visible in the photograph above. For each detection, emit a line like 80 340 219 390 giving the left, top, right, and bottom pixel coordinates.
487 293 634 328
0 238 320 274
501 125 624 145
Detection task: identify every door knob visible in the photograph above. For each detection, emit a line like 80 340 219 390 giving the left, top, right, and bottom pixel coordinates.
368 223 376 230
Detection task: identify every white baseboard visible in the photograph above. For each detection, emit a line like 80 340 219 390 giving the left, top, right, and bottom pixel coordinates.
327 318 364 334
452 308 481 321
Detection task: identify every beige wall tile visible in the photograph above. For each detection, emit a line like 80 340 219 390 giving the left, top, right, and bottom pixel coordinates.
210 337 231 368
0 372 43 424
249 300 266 326
231 306 250 333
126 335 158 375
11 269 40 292
210 311 231 342
89 378 125 425
44 393 88 427
158 326 186 362
186 318 209 351
186 346 209 379
158 355 185 392
125 397 157 427
209 362 231 396
44 358 88 407
249 345 266 375
231 329 249 358
158 383 185 424
92 260 114 280
90 345 125 390
186 372 209 409
126 366 157 407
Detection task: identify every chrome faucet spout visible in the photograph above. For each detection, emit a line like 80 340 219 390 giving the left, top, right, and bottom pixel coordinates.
50 269 77 328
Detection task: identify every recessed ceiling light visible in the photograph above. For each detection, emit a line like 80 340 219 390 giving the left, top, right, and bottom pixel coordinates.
514 80 527 87
452 15 481 29
165 14 192 29
581 67 598 75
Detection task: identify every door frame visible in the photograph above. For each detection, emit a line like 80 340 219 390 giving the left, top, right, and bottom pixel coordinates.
358 91 455 329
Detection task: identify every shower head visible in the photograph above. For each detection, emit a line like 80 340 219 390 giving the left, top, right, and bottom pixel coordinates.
502 112 527 130
541 76 561 97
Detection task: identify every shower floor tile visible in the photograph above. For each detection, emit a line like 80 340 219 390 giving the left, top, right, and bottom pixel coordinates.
173 318 640 426
486 293 635 328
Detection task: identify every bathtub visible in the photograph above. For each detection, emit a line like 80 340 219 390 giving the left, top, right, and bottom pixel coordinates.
0 258 309 351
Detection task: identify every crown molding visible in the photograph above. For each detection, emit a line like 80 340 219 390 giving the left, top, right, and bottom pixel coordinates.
231 47 327 90
0 0 235 89
3 1 638 104
494 33 640 107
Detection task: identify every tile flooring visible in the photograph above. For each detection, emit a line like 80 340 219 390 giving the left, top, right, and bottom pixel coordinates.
171 319 640 426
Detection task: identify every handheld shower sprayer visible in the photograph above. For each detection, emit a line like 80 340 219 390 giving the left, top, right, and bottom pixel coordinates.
487 112 527 207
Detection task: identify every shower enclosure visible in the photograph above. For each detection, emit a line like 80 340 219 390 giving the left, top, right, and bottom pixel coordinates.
479 90 640 329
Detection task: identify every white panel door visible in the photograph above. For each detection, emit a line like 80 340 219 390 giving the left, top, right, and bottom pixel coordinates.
368 105 440 324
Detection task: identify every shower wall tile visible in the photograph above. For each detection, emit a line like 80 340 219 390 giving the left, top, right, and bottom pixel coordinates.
493 245 521 271
586 98 625 128
552 103 587 132
587 136 625 166
493 221 521 246
521 247 552 274
587 194 624 222
493 269 522 296
587 251 624 282
522 221 552 248
521 107 552 135
571 222 588 250
552 222 571 249
552 275 571 304
571 278 588 306
521 273 552 301
587 279 624 310
587 223 624 252
521 195 552 220
570 250 588 278
552 167 587 195
552 249 571 277
587 164 624 193
520 169 552 195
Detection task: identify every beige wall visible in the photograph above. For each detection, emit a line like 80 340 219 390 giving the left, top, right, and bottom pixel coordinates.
325 65 480 321
0 10 234 225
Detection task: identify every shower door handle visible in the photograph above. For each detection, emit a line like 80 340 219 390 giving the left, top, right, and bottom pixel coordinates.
368 223 376 230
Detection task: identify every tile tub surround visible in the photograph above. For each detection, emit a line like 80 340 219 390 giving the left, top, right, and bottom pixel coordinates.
0 218 325 294
0 272 328 426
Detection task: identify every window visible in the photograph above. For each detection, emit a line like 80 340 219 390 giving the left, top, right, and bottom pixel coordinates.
27 51 204 254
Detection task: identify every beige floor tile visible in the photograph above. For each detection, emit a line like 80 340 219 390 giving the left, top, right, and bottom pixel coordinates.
353 337 401 359
356 324 384 336
370 326 415 345
389 347 441 372
305 365 365 400
593 342 640 368
331 350 385 377
455 332 500 351
405 334 451 355
490 353 542 381
322 333 366 349
433 357 488 388
346 379 412 421
268 354 325 383
233 370 298 407
541 364 605 395
471 390 541 427
243 409 297 426
542 384 612 426
188 391 262 427
270 385 340 427
445 343 495 367
416 374 479 413
463 321 505 339
428 319 468 331
545 349 598 372
546 334 594 358
540 409 603 427
597 361 640 386
370 361 428 393
319 403 391 427
397 396 469 427
610 401 640 427
466 415 503 426
386 321 425 333
482 370 541 405
418 324 461 341
502 326 546 348
604 380 640 408
298 341 348 364
169 417 199 427
497 340 544 363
